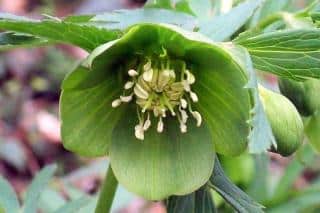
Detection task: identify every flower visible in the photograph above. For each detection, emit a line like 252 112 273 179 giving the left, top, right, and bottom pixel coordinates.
259 86 303 156
60 24 251 200
111 56 202 139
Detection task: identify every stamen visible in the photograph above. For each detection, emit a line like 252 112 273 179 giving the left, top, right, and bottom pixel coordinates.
120 94 133 103
142 95 154 113
161 95 176 116
144 61 152 71
128 69 138 77
180 99 188 109
124 81 135 90
168 69 176 80
157 70 171 90
135 124 144 140
186 70 195 84
161 109 167 117
115 57 201 140
191 111 202 127
180 123 187 133
182 80 191 92
111 99 122 108
180 108 188 123
134 84 149 99
157 117 164 133
143 68 154 82
143 117 151 130
190 91 199 102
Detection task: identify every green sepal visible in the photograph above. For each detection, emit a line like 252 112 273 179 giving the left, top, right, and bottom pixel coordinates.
110 107 215 200
60 65 124 157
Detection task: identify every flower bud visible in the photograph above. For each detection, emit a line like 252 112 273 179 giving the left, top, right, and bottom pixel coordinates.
305 112 320 152
278 78 320 116
259 86 304 156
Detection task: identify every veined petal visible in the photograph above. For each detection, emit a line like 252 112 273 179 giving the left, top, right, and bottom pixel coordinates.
110 109 215 200
60 65 124 157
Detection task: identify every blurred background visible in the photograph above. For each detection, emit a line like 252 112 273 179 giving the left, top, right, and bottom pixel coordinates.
0 0 319 213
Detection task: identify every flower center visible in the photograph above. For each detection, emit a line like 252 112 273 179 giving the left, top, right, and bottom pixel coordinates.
112 57 202 140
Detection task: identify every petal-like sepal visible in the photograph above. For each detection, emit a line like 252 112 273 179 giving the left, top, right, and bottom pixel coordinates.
110 108 215 200
60 65 124 156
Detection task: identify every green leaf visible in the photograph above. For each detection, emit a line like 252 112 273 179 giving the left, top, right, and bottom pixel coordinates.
145 0 172 8
209 157 264 213
311 11 320 23
63 14 95 23
187 0 213 19
0 176 20 213
53 197 92 213
267 192 320 213
22 164 57 213
220 153 254 185
144 0 195 15
236 29 320 80
60 65 124 157
247 154 270 203
0 13 118 51
0 32 49 50
305 112 320 152
38 189 66 212
166 187 216 213
91 8 197 31
223 44 276 153
110 108 215 200
250 0 293 27
269 145 315 205
199 0 263 41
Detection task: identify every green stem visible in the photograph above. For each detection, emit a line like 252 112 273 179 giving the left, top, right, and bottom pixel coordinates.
95 165 118 213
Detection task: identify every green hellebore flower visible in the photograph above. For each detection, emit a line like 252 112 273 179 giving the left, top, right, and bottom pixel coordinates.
60 24 251 200
278 78 320 116
259 86 304 156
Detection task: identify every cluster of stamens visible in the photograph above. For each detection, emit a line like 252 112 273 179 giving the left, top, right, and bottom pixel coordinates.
112 57 202 140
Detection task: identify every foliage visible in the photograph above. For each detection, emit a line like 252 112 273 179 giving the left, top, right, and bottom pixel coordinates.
0 165 92 213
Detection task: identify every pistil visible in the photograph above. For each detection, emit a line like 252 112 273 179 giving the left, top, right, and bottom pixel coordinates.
112 56 202 140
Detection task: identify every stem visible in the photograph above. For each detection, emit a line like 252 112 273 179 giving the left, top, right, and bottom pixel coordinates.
95 165 118 213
